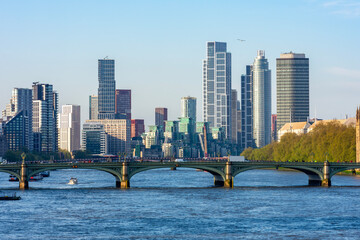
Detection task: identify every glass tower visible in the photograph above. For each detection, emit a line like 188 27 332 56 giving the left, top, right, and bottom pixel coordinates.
181 96 196 122
241 65 254 150
98 58 115 119
276 53 309 131
203 41 231 139
252 50 271 148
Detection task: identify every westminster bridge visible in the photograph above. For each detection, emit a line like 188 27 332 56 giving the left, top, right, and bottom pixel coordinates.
1 158 360 189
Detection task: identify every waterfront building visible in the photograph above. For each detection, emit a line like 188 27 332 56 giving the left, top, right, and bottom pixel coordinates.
241 65 254 150
59 104 81 152
271 114 277 141
357 108 360 163
82 122 107 155
32 83 58 152
87 119 130 154
164 121 179 142
131 119 145 138
4 111 27 151
155 107 168 131
181 96 196 122
89 95 98 120
3 88 33 150
252 50 271 148
98 58 116 119
203 41 232 139
178 117 195 144
115 89 131 120
231 89 238 144
276 52 309 131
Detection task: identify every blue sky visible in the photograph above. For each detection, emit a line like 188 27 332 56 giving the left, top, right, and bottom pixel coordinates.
0 0 359 127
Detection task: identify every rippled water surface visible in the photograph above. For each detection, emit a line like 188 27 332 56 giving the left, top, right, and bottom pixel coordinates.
1 168 360 239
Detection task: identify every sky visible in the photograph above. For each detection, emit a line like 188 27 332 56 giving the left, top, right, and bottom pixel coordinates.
0 0 359 128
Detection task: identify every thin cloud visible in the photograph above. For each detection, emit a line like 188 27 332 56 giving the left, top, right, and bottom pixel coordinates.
322 0 360 17
327 67 360 80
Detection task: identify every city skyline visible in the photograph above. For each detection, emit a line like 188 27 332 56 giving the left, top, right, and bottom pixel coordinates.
0 1 359 127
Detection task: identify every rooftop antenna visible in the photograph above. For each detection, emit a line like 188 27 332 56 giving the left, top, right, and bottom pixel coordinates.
104 56 108 59
237 39 246 42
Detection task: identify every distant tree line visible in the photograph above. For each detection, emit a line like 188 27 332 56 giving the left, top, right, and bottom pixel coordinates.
241 121 356 162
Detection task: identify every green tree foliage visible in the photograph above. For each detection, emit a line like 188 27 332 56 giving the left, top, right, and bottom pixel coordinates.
241 121 356 162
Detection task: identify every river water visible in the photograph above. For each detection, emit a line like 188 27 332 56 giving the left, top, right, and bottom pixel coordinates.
1 168 360 239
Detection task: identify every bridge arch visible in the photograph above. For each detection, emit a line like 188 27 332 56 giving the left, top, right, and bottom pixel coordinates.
0 169 21 180
28 166 122 183
128 165 226 187
232 164 324 186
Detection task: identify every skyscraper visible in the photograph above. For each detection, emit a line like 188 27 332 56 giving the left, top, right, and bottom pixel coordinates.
89 95 98 120
277 53 309 131
241 65 254 150
131 119 145 138
181 96 196 122
155 107 168 130
32 83 58 152
231 89 238 144
3 88 33 150
252 50 271 148
59 104 81 152
115 89 131 119
203 41 232 139
98 58 115 119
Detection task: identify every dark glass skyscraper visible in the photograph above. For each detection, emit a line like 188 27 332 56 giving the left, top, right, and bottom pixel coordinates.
98 59 115 119
241 65 254 150
115 89 131 120
276 53 309 131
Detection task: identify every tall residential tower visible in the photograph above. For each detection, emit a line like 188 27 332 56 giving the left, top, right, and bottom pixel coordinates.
203 41 232 139
252 50 271 148
181 96 196 122
59 104 81 152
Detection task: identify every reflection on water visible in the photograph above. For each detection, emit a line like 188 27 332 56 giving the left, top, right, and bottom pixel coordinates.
1 168 360 239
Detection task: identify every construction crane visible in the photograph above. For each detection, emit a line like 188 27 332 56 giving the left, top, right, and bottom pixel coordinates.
203 125 208 158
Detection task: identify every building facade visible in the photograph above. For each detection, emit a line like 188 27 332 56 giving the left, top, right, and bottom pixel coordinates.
131 119 145 138
276 52 309 131
181 96 196 122
252 50 271 148
155 107 168 131
271 114 277 141
82 122 107 155
115 89 131 119
32 83 58 152
241 65 254 150
3 88 33 151
98 58 115 119
59 104 81 152
231 89 238 144
86 119 131 154
203 41 232 139
89 95 98 120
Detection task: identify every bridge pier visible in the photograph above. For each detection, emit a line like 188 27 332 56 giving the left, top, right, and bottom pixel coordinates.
121 162 130 189
19 162 29 190
224 162 233 188
213 174 224 187
322 161 331 187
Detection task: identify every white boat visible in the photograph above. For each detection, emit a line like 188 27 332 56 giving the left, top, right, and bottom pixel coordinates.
68 178 78 185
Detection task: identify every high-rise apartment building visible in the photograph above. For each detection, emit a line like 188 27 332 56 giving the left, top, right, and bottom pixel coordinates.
32 83 58 152
59 104 81 152
203 41 232 139
115 89 131 119
89 95 98 120
252 50 271 148
181 96 196 122
231 89 238 144
155 107 168 131
276 52 309 131
131 119 145 138
241 65 254 150
98 58 115 119
3 88 33 150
